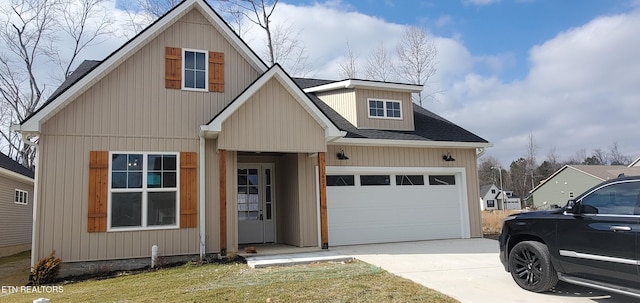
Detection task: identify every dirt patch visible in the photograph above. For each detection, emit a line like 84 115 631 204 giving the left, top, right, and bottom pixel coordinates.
0 252 31 286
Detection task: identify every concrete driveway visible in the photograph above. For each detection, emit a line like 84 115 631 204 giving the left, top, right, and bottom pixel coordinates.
331 238 636 303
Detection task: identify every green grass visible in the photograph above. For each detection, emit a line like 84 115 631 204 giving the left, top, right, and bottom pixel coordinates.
1 260 459 303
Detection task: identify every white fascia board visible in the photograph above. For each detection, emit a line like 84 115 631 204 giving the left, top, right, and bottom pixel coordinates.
21 0 267 133
0 167 34 184
303 79 423 94
332 137 493 149
203 65 344 141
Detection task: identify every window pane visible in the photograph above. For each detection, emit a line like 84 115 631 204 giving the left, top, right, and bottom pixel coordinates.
163 172 177 188
396 175 424 185
185 51 195 69
326 175 355 186
185 70 195 88
429 175 456 185
112 154 128 170
266 204 272 220
147 172 161 188
111 192 142 227
163 155 176 170
376 109 384 116
148 155 162 170
360 175 390 186
147 192 177 226
582 182 640 215
112 172 127 188
369 108 377 116
128 172 143 188
265 169 271 185
128 154 142 170
265 186 271 202
196 71 206 89
195 52 206 69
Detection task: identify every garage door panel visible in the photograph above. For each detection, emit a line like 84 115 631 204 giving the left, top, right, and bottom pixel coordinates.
327 168 465 246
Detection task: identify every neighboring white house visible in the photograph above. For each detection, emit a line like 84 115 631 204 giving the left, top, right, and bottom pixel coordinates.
480 184 521 211
0 153 34 257
530 165 640 209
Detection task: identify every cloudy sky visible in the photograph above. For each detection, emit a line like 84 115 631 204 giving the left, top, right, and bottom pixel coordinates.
8 0 640 167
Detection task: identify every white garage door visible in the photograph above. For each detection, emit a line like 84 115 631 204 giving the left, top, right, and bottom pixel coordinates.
326 167 469 246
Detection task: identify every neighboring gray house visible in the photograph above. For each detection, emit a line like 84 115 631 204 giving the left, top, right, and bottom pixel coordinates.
629 157 640 168
480 184 521 211
0 153 34 257
530 165 640 209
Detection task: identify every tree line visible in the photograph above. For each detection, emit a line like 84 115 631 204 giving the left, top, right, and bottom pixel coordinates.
478 136 634 200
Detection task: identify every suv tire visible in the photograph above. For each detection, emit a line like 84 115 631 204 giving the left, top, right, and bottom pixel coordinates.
508 241 559 292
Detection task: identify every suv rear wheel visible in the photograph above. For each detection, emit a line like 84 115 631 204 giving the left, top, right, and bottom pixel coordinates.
508 241 559 292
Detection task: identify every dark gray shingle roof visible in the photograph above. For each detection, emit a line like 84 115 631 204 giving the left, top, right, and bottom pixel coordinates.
0 153 34 178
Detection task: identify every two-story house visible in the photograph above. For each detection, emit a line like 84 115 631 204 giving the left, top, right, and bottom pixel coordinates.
13 0 491 275
480 184 521 211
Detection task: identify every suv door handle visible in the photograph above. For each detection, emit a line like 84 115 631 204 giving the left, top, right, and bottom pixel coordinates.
610 226 631 232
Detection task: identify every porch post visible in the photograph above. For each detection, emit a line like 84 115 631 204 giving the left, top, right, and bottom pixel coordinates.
219 149 227 256
318 152 329 249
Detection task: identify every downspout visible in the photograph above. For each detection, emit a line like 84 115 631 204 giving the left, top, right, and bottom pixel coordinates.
199 135 206 260
20 132 39 268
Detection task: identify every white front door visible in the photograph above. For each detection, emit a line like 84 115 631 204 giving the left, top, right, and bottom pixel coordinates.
238 164 275 244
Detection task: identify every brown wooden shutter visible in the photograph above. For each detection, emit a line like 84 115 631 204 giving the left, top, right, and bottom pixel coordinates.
180 152 197 228
88 151 108 232
165 47 182 89
208 51 224 92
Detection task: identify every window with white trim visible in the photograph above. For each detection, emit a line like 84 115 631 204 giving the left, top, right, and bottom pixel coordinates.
109 153 179 229
487 199 495 208
183 49 208 90
368 98 402 119
14 189 28 205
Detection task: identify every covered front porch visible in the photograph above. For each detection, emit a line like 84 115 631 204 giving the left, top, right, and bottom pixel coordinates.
196 65 343 257
213 150 330 255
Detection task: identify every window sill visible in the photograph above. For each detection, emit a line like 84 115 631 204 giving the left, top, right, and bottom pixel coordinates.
107 225 180 232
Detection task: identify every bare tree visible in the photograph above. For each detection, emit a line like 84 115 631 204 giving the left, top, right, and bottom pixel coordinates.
566 149 587 165
268 22 313 76
364 41 393 81
395 25 437 106
591 148 608 165
119 0 181 35
338 40 358 79
55 0 113 80
0 0 113 168
609 141 631 165
0 0 59 167
477 156 501 186
225 0 278 65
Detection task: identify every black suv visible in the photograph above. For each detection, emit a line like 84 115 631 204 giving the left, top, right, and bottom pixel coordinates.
499 176 640 298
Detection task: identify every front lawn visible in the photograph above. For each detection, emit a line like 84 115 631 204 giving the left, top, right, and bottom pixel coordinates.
1 260 458 303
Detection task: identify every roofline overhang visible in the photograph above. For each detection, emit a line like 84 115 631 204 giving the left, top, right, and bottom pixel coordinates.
202 64 345 141
0 167 34 184
331 137 493 149
19 0 267 133
303 79 423 94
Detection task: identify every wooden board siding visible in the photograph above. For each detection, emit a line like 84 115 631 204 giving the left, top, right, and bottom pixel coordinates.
217 78 326 153
0 175 33 250
42 9 259 139
316 89 357 127
34 136 200 263
354 88 414 131
326 145 483 238
34 9 262 262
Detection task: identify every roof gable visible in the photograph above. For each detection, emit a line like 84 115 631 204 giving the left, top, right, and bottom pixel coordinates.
202 64 344 140
18 0 266 133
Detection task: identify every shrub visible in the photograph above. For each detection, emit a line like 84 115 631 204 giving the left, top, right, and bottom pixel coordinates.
31 250 62 285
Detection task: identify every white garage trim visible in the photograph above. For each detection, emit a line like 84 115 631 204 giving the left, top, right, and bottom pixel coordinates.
320 166 470 246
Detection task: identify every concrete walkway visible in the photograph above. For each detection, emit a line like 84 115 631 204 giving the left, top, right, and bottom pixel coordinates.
244 251 353 268
331 238 637 303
